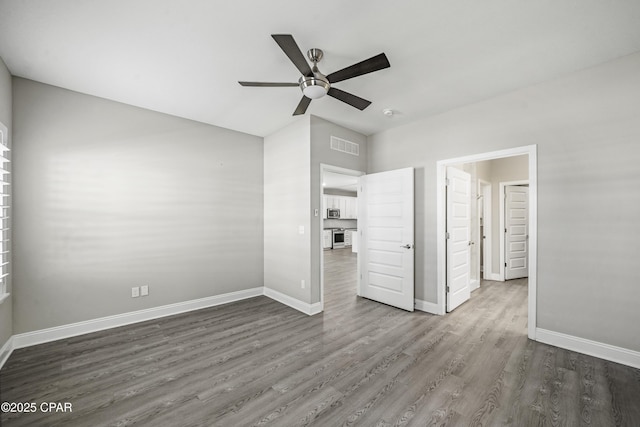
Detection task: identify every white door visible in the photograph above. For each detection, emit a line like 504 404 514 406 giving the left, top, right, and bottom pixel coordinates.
358 168 414 311
446 167 471 312
505 185 529 280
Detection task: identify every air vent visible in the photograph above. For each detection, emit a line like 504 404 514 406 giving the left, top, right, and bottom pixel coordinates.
330 136 359 156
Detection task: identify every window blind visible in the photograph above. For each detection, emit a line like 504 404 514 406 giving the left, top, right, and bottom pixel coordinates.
0 123 9 298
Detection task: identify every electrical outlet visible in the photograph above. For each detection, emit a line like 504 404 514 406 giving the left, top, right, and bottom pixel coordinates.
140 285 149 296
301 279 305 289
298 225 305 235
131 287 140 298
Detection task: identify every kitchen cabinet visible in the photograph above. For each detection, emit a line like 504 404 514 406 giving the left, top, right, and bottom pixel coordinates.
323 230 332 249
345 230 352 246
322 195 358 219
344 197 357 219
322 196 327 219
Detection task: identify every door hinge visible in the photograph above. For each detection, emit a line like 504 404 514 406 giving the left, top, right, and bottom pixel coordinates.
505 262 507 267
445 232 450 239
446 286 450 292
445 178 450 186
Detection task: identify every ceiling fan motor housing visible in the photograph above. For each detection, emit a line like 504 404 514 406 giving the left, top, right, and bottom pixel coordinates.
299 48 329 99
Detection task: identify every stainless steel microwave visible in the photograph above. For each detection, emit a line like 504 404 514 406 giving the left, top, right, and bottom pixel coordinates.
327 209 340 218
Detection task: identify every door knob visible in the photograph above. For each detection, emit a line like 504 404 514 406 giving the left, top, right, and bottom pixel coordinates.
400 244 413 249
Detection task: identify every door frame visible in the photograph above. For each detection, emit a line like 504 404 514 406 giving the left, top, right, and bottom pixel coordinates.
319 164 365 312
436 145 537 340
478 179 493 281
499 180 529 281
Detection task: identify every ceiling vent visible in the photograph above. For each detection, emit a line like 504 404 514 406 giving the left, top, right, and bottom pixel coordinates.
330 136 359 156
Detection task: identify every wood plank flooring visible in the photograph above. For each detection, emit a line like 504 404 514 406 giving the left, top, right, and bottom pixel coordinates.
1 248 639 426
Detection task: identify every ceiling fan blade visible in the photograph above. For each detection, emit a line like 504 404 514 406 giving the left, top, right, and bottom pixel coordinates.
238 81 299 87
327 88 371 110
293 96 312 116
326 53 390 83
272 34 313 77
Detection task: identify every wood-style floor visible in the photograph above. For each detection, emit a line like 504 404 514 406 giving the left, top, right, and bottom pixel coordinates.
1 248 639 426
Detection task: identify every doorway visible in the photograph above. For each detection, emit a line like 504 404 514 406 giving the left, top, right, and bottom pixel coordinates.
319 165 363 310
500 182 529 281
437 145 537 339
478 179 492 281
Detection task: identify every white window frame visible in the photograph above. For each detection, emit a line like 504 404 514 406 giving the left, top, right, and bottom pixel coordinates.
0 121 9 303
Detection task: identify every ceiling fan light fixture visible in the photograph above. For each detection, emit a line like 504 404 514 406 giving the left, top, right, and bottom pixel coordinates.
300 76 330 99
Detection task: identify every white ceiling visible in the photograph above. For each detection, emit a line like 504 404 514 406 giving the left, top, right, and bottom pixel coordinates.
1 1 640 137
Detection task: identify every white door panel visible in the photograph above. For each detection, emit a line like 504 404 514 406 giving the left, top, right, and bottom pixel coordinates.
446 167 471 312
358 168 414 311
505 185 529 280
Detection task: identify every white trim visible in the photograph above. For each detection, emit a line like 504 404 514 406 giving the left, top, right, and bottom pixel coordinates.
12 287 264 349
414 298 444 315
537 328 640 370
437 144 537 340
0 335 14 369
487 273 502 281
1 286 328 370
470 279 480 292
264 287 322 316
478 180 492 280
499 180 529 281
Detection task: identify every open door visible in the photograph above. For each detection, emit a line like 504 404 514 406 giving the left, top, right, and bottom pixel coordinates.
505 185 529 280
358 168 414 311
446 167 471 312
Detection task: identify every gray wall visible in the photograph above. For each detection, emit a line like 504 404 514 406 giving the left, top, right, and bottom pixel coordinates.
263 117 311 303
368 52 640 352
12 78 264 333
263 115 366 306
310 116 367 303
0 57 11 349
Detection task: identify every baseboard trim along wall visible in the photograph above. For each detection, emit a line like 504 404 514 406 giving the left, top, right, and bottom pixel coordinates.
414 298 443 315
3 294 639 371
263 287 322 316
0 286 323 370
11 287 264 350
0 336 14 369
536 328 640 370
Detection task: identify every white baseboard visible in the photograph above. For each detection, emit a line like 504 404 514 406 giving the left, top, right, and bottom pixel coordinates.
414 298 443 315
470 279 480 292
0 335 14 369
536 328 640 369
11 287 264 350
263 287 322 316
1 285 326 370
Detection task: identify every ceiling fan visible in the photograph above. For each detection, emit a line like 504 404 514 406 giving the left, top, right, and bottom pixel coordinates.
239 34 390 116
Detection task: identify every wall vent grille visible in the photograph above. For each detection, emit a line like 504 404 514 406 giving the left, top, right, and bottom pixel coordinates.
330 136 359 156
